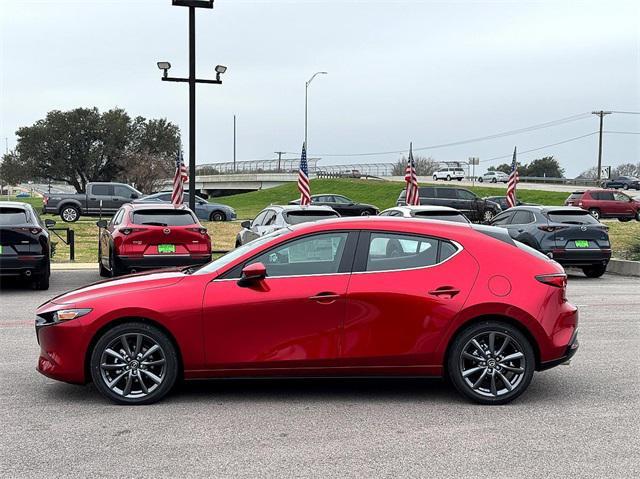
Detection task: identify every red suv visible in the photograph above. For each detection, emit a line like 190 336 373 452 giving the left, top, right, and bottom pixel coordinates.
565 189 640 222
97 203 212 276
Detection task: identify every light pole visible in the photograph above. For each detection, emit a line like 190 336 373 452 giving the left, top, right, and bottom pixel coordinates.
158 0 227 212
304 71 327 152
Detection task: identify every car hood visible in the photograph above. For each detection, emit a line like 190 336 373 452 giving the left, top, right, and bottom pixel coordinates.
43 270 186 307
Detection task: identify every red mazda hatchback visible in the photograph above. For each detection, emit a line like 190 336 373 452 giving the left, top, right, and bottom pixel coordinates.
36 218 578 405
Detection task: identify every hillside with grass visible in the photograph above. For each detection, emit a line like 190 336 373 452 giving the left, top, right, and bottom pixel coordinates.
221 179 572 219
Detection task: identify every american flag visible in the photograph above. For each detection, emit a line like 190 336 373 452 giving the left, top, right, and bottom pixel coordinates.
171 148 188 206
404 142 420 205
298 142 311 205
506 146 519 208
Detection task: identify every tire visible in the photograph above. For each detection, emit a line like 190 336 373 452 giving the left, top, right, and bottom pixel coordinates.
446 175 451 181
588 208 601 220
623 184 629 190
90 322 178 405
209 211 226 222
457 177 463 181
109 250 123 277
491 178 497 183
636 211 640 222
583 264 607 278
447 321 535 405
360 209 373 216
618 217 632 222
60 206 80 223
98 246 110 278
478 177 483 183
433 175 438 181
482 210 495 223
32 261 50 290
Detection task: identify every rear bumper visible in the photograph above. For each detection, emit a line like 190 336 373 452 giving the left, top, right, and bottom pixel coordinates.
0 255 48 277
538 328 579 371
547 248 611 267
117 254 211 271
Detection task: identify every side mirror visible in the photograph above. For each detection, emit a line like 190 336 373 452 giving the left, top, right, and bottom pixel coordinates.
241 220 251 229
130 193 139 199
238 262 266 286
96 219 108 228
45 219 56 229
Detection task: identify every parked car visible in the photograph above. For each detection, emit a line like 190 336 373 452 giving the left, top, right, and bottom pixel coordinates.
397 186 501 222
236 205 339 246
565 189 640 222
35 216 579 405
16 192 31 198
0 201 55 289
483 196 532 211
489 206 611 277
601 176 640 190
96 203 211 276
433 167 465 181
134 192 236 222
478 171 509 183
289 194 378 216
43 182 143 222
379 205 470 224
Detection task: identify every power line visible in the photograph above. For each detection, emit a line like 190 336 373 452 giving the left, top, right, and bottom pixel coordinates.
609 111 640 115
284 112 592 158
604 130 640 135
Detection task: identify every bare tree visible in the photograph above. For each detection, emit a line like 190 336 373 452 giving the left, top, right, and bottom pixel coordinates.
392 155 439 176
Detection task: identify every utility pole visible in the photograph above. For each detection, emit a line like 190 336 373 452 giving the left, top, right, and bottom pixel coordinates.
274 151 286 173
233 114 237 172
592 110 612 182
304 71 327 152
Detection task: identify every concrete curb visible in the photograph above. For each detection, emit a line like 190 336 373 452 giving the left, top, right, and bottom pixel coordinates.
51 263 96 271
608 259 640 277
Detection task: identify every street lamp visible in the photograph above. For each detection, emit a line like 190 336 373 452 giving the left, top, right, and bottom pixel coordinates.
305 71 327 152
158 0 225 212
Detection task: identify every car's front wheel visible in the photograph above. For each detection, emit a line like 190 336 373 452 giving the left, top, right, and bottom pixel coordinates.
446 175 451 181
433 175 438 181
482 210 495 222
623 184 629 190
636 210 640 222
90 322 178 405
447 321 535 405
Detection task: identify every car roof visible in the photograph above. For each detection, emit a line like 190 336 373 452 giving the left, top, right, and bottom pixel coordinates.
384 205 460 213
311 193 348 197
123 202 192 211
508 205 588 213
266 204 337 213
0 201 29 210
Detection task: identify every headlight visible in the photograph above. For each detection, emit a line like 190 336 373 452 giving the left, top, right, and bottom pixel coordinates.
52 308 92 322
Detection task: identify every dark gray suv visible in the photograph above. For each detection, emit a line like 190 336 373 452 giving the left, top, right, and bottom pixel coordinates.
397 186 501 223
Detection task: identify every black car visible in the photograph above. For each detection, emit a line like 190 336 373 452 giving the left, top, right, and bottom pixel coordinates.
397 186 501 223
602 176 640 190
489 205 611 278
0 201 55 289
289 194 378 216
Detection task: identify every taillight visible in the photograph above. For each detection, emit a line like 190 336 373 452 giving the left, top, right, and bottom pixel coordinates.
538 225 568 232
120 228 147 235
536 273 567 300
578 201 583 206
188 227 208 235
43 196 49 205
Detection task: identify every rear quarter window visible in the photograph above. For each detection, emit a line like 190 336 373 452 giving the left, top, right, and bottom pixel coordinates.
567 193 584 201
132 210 197 226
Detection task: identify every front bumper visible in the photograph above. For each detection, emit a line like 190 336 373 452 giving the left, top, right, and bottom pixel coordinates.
538 328 579 371
117 254 211 271
35 315 89 384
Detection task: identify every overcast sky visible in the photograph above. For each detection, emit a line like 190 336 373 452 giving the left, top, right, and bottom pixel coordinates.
1 0 639 177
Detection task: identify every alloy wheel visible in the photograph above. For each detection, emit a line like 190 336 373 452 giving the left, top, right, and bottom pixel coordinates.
483 210 494 222
62 207 78 222
99 333 167 400
459 331 526 398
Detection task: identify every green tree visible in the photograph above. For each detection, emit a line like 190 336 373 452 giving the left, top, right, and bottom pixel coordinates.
524 156 564 178
7 107 180 192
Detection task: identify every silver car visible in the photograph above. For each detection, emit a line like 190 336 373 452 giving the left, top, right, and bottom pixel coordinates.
478 171 509 183
379 205 470 224
235 205 340 246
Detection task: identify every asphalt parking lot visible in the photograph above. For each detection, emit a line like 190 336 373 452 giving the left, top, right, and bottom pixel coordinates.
1 270 638 478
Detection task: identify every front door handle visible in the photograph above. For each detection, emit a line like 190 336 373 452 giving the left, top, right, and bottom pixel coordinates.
428 286 461 298
309 292 340 304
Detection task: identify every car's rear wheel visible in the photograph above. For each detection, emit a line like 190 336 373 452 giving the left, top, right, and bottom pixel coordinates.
478 177 483 183
360 209 373 216
623 184 629 190
446 175 452 181
447 321 535 405
90 322 178 405
32 261 50 290
109 250 123 277
583 264 606 278
618 217 632 222
636 211 640 222
210 211 226 221
60 206 79 223
491 178 497 183
588 208 601 220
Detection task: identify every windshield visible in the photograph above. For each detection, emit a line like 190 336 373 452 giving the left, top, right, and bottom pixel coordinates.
546 210 599 225
193 228 290 275
284 211 339 225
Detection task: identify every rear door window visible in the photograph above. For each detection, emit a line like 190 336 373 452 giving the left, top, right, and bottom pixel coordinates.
365 233 455 272
456 189 476 200
510 211 535 224
418 187 435 198
436 188 457 199
491 212 513 225
0 208 28 225
598 192 615 201
132 210 197 226
92 184 113 196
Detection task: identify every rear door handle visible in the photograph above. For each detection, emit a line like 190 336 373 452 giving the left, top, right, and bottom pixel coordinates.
428 286 460 298
309 292 340 304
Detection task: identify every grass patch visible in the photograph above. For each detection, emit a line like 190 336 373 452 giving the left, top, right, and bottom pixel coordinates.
605 220 640 260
